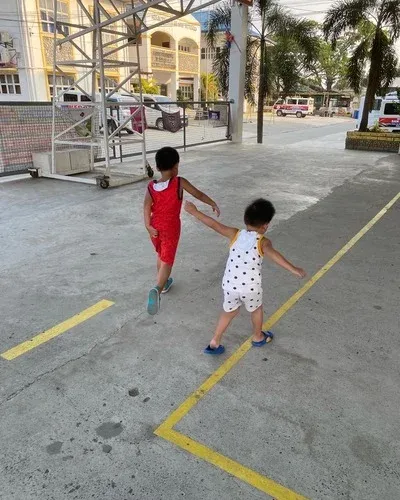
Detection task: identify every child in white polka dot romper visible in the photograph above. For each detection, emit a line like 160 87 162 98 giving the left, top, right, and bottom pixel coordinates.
184 198 306 354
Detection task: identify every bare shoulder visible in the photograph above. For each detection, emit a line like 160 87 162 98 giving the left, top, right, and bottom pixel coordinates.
262 237 273 250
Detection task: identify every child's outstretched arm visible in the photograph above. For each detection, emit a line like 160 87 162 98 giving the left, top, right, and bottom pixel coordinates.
184 201 237 239
143 189 158 238
180 178 220 216
262 238 306 278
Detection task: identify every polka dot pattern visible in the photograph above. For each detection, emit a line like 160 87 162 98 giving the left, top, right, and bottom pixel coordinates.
222 230 263 295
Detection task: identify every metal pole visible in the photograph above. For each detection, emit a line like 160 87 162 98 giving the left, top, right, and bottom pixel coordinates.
51 0 59 175
132 1 148 176
95 0 112 178
183 102 187 151
90 1 98 173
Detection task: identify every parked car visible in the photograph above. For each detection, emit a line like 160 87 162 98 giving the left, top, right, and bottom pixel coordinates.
131 93 188 130
56 90 135 135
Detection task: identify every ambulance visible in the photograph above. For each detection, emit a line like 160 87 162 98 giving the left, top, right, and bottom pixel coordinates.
273 96 314 118
357 92 400 131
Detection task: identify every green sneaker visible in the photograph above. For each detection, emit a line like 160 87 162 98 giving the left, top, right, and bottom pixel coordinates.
147 287 160 315
162 278 173 294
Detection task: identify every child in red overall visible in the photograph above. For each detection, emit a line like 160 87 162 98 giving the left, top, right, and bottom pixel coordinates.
144 147 220 315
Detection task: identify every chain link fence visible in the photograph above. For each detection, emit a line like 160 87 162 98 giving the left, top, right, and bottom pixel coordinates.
0 100 232 176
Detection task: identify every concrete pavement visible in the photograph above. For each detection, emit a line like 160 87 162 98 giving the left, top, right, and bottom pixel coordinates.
0 117 399 499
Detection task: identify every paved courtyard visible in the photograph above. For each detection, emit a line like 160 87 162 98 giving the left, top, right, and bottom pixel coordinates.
1 117 399 500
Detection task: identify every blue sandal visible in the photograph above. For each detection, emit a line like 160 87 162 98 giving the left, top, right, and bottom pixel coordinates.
147 287 160 315
252 331 274 347
204 345 225 355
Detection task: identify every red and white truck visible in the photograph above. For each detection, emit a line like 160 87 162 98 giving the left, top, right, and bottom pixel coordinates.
273 96 314 118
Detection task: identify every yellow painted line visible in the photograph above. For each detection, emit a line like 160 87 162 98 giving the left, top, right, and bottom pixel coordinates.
1 299 115 360
156 428 308 500
156 191 400 499
158 191 400 431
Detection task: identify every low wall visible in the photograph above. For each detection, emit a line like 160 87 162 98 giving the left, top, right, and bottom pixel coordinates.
0 103 81 176
345 131 400 153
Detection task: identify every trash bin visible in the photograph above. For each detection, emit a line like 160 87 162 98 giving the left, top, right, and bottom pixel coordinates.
353 109 359 120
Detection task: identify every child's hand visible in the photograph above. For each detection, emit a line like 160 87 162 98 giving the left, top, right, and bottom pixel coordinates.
212 203 220 217
293 267 306 278
147 226 158 238
184 201 198 215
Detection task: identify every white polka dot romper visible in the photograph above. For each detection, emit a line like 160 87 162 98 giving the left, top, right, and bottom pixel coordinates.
222 230 264 313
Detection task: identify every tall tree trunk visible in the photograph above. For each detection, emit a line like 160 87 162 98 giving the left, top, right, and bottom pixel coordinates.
257 37 266 144
359 33 381 132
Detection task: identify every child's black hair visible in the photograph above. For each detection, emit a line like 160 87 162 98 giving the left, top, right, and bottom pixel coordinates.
155 147 180 172
244 198 275 227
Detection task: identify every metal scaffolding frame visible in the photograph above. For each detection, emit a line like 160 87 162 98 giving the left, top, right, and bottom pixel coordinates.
40 0 223 188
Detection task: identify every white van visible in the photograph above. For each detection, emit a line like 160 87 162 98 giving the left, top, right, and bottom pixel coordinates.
273 96 314 117
357 93 400 131
57 90 136 135
131 93 188 130
57 91 187 132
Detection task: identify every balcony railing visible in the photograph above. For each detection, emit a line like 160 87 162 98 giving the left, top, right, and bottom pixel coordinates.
151 47 176 70
178 51 198 73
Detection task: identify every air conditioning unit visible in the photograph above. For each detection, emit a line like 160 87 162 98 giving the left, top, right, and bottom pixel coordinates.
0 47 11 65
0 32 11 44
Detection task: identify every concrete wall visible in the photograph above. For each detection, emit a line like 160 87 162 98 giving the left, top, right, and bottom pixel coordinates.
346 131 400 153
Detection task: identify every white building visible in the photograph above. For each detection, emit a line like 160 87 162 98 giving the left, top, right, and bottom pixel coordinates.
128 11 201 100
0 0 200 102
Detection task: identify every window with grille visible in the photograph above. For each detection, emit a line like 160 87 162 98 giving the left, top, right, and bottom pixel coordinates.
179 84 193 100
98 77 118 94
40 0 70 35
201 47 220 60
99 11 117 45
0 73 21 94
48 74 74 97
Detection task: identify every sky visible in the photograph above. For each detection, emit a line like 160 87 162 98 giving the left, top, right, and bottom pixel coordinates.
280 0 334 20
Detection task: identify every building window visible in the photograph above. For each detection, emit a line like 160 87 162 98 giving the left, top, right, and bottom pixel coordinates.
201 47 220 60
0 73 21 94
40 0 70 35
98 76 118 94
48 74 74 97
179 84 193 100
179 45 190 52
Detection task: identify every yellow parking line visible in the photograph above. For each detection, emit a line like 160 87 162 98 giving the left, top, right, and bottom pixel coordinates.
1 299 114 361
156 191 400 498
156 428 308 500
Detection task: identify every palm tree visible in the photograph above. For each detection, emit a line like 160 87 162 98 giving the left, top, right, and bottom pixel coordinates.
205 4 258 105
206 1 319 143
323 0 400 132
200 73 220 101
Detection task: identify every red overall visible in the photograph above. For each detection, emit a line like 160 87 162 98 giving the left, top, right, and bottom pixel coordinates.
148 176 183 266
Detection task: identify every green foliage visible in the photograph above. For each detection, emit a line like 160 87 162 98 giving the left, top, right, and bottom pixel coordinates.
305 37 349 91
132 78 160 94
269 36 304 97
206 0 319 143
200 73 219 101
323 0 400 131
